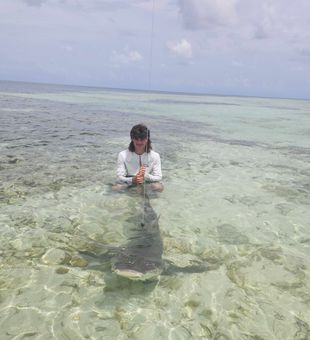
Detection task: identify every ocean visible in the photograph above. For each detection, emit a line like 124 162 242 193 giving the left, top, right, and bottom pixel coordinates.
0 80 309 339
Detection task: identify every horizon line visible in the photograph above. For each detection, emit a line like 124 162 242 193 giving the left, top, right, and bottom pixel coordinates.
0 78 309 102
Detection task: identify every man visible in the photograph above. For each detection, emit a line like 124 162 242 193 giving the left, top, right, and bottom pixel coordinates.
113 124 163 192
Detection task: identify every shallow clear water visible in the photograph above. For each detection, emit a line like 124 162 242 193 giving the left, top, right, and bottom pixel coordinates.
0 80 309 339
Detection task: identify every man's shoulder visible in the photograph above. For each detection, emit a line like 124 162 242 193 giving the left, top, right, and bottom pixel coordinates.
119 149 134 159
149 150 160 159
119 149 128 155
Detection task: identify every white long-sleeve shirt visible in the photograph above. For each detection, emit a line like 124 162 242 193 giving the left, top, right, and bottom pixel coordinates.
116 149 162 185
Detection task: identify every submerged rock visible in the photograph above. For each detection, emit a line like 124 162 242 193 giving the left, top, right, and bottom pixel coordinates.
41 248 71 265
56 267 69 274
217 224 249 245
70 255 89 268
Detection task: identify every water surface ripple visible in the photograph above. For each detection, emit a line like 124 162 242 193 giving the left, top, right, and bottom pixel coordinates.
0 81 309 339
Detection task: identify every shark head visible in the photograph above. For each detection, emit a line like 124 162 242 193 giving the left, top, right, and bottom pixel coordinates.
112 267 162 281
112 248 163 281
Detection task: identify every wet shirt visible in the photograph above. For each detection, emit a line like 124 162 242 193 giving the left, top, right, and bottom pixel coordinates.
116 149 162 184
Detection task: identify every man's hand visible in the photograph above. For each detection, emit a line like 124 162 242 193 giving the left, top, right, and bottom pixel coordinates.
133 165 145 184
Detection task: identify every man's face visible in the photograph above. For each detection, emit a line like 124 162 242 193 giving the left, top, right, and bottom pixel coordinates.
132 137 148 150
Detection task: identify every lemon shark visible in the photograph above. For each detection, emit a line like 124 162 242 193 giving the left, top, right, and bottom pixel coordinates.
111 193 164 280
79 194 208 281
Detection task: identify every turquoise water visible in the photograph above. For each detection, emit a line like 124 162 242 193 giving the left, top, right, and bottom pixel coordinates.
0 81 309 339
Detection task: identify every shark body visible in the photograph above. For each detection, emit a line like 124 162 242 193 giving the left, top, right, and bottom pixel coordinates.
112 194 163 280
79 193 209 281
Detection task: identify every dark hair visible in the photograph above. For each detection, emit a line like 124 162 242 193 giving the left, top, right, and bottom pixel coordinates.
128 124 152 153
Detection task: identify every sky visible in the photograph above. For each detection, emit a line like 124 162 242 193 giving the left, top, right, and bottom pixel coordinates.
0 0 310 99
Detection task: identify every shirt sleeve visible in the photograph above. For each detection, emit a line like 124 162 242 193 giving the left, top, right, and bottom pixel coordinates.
116 152 133 184
145 153 162 182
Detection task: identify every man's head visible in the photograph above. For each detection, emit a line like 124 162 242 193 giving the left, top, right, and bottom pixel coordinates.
130 124 150 140
129 124 152 153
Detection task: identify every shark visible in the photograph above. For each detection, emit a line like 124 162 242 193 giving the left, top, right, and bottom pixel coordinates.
79 192 210 281
111 193 164 280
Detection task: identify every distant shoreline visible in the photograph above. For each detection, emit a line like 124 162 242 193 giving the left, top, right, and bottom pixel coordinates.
1 79 309 102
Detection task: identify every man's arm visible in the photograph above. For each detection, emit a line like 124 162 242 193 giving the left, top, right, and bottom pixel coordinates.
116 152 133 184
145 153 162 182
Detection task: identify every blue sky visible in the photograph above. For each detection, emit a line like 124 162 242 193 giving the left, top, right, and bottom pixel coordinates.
1 0 309 99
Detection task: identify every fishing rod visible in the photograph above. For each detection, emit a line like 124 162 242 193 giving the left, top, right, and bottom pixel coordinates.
141 0 155 227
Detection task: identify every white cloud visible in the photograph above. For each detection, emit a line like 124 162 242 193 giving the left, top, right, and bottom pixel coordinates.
253 25 269 40
20 0 145 11
134 0 168 11
178 0 239 30
127 51 143 62
299 48 310 60
63 44 73 52
23 0 47 6
111 49 143 66
167 39 192 58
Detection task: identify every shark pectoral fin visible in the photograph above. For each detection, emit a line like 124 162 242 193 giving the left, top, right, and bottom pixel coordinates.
79 246 119 263
162 260 209 275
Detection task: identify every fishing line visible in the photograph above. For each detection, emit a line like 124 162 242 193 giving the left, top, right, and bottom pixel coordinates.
141 0 156 227
141 127 149 227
